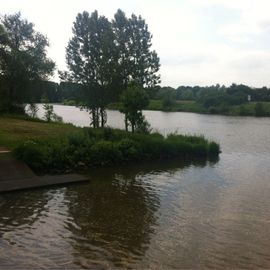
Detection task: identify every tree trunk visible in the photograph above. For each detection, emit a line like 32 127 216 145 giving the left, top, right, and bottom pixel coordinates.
95 108 99 128
100 108 107 128
124 114 128 132
91 109 97 128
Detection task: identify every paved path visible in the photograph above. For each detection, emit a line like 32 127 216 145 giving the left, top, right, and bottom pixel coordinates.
0 152 89 193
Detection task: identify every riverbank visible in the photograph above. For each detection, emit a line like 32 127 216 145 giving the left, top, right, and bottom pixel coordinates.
106 100 270 116
0 115 220 174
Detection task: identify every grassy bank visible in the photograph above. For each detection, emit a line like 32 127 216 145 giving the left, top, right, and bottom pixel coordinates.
0 115 220 173
228 102 270 116
0 114 79 149
107 100 270 116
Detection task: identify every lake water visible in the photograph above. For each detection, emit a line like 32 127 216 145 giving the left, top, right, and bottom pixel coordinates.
1 104 270 268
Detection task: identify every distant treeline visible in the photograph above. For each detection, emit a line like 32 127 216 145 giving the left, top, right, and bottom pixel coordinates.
7 79 269 105
154 84 270 103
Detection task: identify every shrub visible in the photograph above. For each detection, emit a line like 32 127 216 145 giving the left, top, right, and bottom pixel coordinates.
117 139 140 160
162 94 176 110
14 128 220 173
239 105 248 116
192 143 208 157
14 140 47 171
255 102 266 117
208 141 220 155
90 141 122 165
27 103 39 118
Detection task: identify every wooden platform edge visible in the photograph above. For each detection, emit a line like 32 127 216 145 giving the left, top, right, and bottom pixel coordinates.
0 174 90 193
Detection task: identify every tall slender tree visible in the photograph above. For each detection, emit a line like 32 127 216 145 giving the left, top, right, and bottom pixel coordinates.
112 9 160 88
65 11 116 128
0 13 55 112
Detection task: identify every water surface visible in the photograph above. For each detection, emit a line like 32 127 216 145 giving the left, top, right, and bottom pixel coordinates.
1 105 270 268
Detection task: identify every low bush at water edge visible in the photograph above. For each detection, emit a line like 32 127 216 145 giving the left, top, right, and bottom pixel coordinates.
14 128 220 173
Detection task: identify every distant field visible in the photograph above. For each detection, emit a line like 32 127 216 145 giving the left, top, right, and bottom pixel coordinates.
107 100 207 113
107 100 270 116
229 102 270 116
147 100 207 113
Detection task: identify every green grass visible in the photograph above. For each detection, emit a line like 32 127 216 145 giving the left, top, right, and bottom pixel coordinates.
229 102 270 116
0 115 79 149
0 115 220 173
147 100 207 113
106 102 123 110
107 100 206 113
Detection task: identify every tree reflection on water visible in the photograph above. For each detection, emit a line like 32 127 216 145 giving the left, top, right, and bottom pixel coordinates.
66 157 217 268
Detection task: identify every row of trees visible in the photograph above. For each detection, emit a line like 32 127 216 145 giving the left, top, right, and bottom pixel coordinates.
62 9 160 129
22 81 270 106
0 11 160 132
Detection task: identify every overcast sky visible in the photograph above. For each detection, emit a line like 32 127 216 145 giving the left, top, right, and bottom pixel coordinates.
2 0 270 87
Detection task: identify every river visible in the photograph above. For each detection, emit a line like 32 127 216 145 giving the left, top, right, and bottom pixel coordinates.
0 104 270 268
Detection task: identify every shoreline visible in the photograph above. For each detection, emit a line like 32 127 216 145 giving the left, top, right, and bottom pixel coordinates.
60 100 270 117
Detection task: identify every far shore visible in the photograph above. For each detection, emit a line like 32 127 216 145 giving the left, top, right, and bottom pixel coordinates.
60 99 270 117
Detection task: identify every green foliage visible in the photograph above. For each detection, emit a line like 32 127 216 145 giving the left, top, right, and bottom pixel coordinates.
0 13 55 112
27 103 39 118
43 104 53 122
208 142 220 155
14 127 220 173
90 141 122 165
42 98 63 123
62 9 160 128
238 105 249 116
117 139 140 160
255 102 266 117
14 140 47 171
162 93 176 110
64 11 115 128
63 99 76 106
121 82 150 132
113 9 160 87
145 83 270 116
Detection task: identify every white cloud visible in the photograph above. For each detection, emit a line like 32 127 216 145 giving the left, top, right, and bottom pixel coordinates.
1 0 270 87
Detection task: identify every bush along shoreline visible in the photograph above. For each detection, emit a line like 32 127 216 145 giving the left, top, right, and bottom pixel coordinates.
14 127 220 174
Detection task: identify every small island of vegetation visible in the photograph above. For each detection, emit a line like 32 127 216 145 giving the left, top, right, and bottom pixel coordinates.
0 115 219 174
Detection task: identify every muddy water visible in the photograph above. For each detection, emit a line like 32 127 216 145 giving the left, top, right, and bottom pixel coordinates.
1 105 270 268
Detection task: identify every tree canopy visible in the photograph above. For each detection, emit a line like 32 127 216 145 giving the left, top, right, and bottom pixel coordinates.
121 82 150 133
112 9 160 88
0 12 55 112
63 9 160 128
